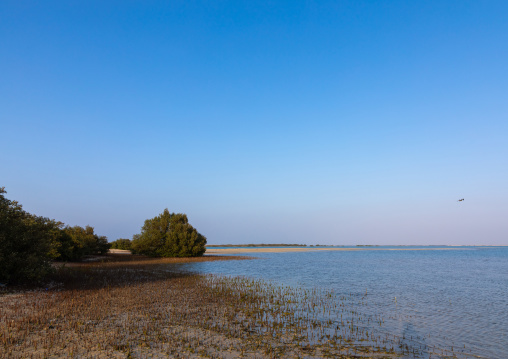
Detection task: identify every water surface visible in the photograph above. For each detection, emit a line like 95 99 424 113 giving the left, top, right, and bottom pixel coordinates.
178 246 507 358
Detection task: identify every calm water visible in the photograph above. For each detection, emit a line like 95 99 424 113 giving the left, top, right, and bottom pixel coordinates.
178 247 507 358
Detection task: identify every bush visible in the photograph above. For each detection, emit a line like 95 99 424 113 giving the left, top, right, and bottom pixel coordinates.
0 188 59 284
131 209 206 257
56 225 110 261
110 238 132 250
1 187 112 283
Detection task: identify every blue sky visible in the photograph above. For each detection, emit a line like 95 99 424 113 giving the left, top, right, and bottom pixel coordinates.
1 1 507 245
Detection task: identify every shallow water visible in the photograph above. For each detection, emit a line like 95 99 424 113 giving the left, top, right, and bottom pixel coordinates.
178 246 507 358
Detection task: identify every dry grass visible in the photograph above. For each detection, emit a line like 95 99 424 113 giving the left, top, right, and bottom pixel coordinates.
1 255 463 358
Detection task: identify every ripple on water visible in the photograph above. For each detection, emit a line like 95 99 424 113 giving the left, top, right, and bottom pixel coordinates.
180 246 508 358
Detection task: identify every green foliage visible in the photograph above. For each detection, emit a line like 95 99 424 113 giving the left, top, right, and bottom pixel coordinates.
53 228 78 261
56 225 110 261
131 209 206 257
0 187 111 285
0 187 59 284
110 238 132 250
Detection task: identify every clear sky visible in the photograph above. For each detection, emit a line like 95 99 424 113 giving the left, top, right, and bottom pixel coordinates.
1 1 507 245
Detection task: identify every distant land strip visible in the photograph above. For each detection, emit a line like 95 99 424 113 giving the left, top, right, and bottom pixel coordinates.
205 247 474 254
206 244 308 247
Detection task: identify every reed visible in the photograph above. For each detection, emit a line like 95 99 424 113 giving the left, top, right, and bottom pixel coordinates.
1 255 467 358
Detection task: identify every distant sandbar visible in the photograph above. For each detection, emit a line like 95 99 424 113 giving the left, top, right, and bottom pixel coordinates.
205 247 469 254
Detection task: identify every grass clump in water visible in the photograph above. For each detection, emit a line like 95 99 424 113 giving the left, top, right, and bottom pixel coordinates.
1 254 466 358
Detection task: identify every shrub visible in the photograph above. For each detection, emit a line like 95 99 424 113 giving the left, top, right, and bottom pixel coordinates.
56 225 109 261
0 188 58 284
131 209 206 257
110 238 132 250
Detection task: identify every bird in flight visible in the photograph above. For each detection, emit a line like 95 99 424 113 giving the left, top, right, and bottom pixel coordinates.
457 198 464 202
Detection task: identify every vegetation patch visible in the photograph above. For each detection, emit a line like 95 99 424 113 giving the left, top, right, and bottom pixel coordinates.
1 187 208 285
131 209 207 258
0 255 464 358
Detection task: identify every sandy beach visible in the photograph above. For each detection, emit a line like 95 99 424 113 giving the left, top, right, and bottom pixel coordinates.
107 247 470 257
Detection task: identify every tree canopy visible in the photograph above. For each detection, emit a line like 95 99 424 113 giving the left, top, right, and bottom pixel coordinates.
0 187 110 284
0 187 59 284
56 225 109 261
131 209 206 257
110 238 132 250
0 187 207 284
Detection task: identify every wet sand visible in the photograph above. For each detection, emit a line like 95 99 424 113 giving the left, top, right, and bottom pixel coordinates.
2 254 398 358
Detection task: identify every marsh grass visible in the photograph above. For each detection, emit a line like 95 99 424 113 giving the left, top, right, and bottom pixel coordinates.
1 255 467 358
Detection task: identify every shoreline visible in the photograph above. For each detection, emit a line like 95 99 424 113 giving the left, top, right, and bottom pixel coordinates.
1 253 466 358
1 254 408 358
205 246 472 254
108 246 496 257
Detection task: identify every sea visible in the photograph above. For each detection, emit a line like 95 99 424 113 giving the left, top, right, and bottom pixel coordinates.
177 246 507 359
